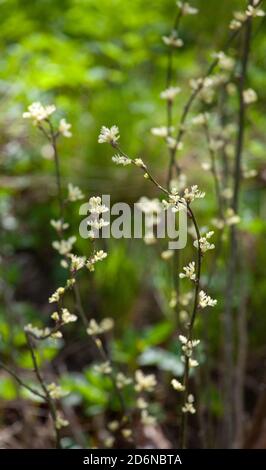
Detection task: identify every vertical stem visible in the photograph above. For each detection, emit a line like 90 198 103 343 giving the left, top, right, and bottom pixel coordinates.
25 333 61 448
179 205 202 449
223 1 253 447
49 122 64 219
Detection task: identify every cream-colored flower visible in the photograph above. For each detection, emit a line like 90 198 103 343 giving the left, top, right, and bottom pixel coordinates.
55 413 69 429
112 154 131 166
86 317 114 336
171 379 185 392
183 185 205 203
52 236 76 256
243 88 257 104
68 254 86 272
135 370 157 393
177 1 198 15
162 34 183 48
59 118 72 137
23 102 56 124
179 261 196 281
116 373 132 389
98 125 120 145
50 219 69 232
94 361 112 374
194 231 215 253
198 290 217 308
67 183 84 202
47 383 68 399
48 287 65 303
61 308 77 324
160 86 181 101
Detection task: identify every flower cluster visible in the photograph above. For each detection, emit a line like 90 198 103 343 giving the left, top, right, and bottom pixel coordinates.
182 394 196 414
193 231 215 253
177 1 198 16
86 317 114 336
67 183 84 201
134 370 157 393
98 125 120 145
179 261 196 281
198 290 217 308
23 102 56 124
160 86 181 102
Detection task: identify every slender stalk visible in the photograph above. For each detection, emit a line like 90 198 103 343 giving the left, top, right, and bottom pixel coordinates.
203 123 224 219
168 11 259 181
165 10 182 187
223 0 254 447
25 333 61 448
0 361 46 400
179 205 202 449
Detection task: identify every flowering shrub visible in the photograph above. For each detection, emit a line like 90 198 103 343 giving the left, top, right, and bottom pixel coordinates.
0 0 265 450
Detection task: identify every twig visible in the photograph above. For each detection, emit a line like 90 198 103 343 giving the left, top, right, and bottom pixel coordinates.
223 0 254 447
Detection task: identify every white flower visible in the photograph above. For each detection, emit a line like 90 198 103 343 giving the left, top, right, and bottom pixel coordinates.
171 379 185 392
201 162 211 171
225 208 241 226
68 254 86 271
67 183 84 201
189 358 199 368
48 287 65 303
162 34 183 48
86 317 114 336
246 5 265 18
86 250 108 271
55 413 69 429
179 335 200 357
50 219 69 232
160 86 181 101
116 373 132 389
23 102 56 124
141 410 156 425
134 158 146 168
51 311 59 321
87 218 109 231
98 125 120 145
222 187 233 200
52 236 76 255
243 88 257 104
88 196 109 214
151 126 173 137
94 361 112 374
112 154 131 166
183 185 205 203
135 370 157 393
61 308 77 324
161 250 174 260
182 394 196 414
59 118 72 137
198 290 217 308
137 397 148 409
191 113 209 126
47 383 68 399
137 197 162 215
108 421 120 431
122 429 132 439
166 137 183 150
243 168 257 179
193 231 215 253
24 323 51 338
177 1 198 15
214 51 235 71
179 261 196 281
229 19 242 30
